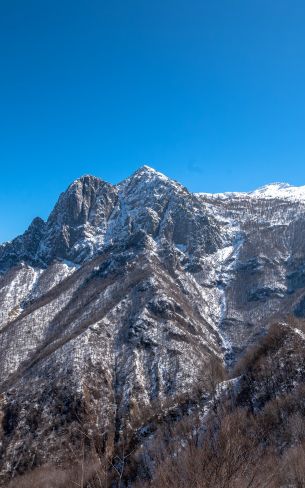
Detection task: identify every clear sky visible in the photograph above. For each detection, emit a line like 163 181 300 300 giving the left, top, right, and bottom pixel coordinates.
1 0 305 242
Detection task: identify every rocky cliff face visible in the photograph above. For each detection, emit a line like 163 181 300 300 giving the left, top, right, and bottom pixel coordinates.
198 183 305 357
1 167 305 484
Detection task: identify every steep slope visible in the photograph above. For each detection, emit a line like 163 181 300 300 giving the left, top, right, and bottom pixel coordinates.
198 183 305 358
0 175 118 273
139 318 305 488
1 169 305 485
0 167 230 483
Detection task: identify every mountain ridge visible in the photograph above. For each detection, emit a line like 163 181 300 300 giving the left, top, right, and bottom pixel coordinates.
3 167 305 251
1 167 305 485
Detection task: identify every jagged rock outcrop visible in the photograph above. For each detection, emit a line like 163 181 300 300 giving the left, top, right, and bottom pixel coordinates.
1 167 305 484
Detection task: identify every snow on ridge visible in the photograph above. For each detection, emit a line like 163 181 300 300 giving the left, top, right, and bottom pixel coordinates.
68 174 105 188
117 165 185 194
250 182 305 201
59 169 305 204
66 170 305 205
197 182 305 202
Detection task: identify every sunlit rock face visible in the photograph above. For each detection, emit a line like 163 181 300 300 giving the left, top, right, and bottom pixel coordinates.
198 183 305 357
1 167 305 482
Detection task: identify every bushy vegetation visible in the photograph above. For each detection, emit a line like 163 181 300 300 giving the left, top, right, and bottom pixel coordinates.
7 320 305 488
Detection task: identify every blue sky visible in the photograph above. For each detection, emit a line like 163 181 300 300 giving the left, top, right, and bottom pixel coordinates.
1 0 305 242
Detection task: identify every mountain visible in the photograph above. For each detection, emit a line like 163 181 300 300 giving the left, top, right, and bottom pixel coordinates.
1 167 305 486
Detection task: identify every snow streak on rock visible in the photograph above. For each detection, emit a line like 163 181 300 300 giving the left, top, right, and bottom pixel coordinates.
1 167 305 481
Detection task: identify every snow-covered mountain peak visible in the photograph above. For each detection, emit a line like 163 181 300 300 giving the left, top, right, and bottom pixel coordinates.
198 181 305 203
255 182 292 191
118 165 186 197
136 164 157 173
2 167 305 277
250 182 305 201
65 174 111 195
2 166 305 483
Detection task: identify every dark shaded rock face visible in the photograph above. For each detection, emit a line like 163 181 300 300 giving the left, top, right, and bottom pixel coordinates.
1 169 305 483
0 176 118 273
294 295 305 317
247 286 286 302
42 175 119 263
287 263 305 293
0 217 46 273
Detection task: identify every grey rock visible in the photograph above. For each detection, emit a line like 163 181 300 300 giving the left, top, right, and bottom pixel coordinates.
1 169 305 482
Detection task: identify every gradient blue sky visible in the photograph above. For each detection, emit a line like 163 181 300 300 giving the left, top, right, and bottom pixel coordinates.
1 0 305 242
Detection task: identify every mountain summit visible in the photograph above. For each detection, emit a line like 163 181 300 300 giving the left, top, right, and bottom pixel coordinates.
1 167 305 484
